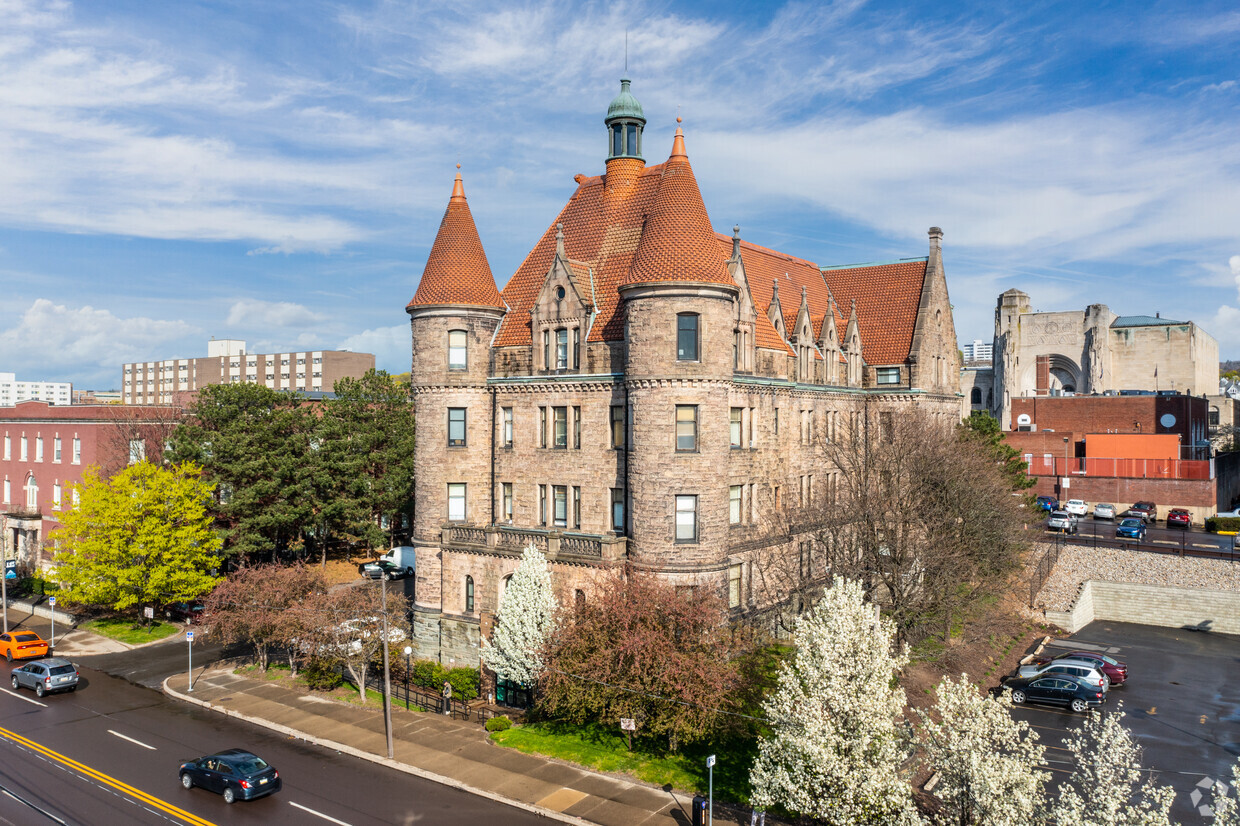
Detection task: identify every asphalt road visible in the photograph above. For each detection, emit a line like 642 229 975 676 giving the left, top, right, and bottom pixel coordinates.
1043 515 1238 556
1006 621 1240 823
0 660 550 826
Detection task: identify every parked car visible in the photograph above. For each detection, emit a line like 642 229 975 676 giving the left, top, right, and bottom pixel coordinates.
1047 510 1078 534
179 749 281 804
1031 651 1128 686
1016 658 1109 691
1063 499 1088 517
1131 501 1158 522
359 559 411 580
10 658 79 697
1216 507 1240 519
165 601 205 624
1036 495 1059 513
1006 674 1106 712
1116 518 1148 541
0 631 50 662
1121 508 1150 523
1166 508 1191 529
1093 503 1116 520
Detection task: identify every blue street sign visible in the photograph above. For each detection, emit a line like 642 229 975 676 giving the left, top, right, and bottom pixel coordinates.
187 631 195 642
48 597 56 607
3 571 14 580
4 560 15 579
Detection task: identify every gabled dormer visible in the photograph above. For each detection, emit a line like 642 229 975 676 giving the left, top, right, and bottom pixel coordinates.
530 223 593 373
843 299 864 386
728 226 757 374
819 292 843 385
766 279 787 344
791 286 817 383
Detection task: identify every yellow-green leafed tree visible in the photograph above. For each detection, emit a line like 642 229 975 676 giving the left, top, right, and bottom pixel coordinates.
53 462 223 612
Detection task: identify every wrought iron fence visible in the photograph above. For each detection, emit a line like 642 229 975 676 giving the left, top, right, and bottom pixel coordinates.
1029 544 1061 608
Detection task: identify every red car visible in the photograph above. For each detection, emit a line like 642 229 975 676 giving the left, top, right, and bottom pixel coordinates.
1033 650 1127 685
1166 508 1191 529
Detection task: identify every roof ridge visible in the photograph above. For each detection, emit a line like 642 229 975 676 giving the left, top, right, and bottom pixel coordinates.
821 256 929 271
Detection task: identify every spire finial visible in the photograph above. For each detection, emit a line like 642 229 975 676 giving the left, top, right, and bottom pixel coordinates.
731 224 741 258
670 115 686 159
625 28 628 72
555 222 565 257
450 165 465 202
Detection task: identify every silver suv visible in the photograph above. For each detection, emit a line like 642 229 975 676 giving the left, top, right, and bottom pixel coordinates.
11 657 79 697
1047 510 1078 534
1017 657 1108 691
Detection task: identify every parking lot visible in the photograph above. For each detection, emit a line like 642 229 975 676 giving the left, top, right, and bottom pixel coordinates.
1005 621 1240 821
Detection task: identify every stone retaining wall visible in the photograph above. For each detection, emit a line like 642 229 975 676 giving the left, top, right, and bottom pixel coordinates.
1044 580 1240 634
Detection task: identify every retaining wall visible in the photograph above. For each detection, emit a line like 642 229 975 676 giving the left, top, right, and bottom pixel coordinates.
1045 580 1240 634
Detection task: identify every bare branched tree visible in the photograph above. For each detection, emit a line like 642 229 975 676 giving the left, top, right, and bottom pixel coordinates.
96 403 184 477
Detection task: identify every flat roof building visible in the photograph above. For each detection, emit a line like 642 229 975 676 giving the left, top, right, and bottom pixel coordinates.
0 373 72 407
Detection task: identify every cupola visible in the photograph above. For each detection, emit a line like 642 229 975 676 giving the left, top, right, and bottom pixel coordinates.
605 77 645 162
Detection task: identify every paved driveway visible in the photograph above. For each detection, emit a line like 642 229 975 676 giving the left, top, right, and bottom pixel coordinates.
1006 621 1240 822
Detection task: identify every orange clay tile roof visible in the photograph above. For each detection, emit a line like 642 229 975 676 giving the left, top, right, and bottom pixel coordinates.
823 259 928 365
407 172 504 310
626 130 734 288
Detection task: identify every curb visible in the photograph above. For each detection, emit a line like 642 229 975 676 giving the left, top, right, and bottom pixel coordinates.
162 674 595 825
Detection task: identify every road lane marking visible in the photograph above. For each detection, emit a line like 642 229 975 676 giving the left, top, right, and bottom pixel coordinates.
290 801 355 825
0 725 215 826
0 687 47 707
108 729 157 750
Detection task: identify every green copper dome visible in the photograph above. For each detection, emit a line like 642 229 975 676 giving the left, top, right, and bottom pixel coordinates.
605 77 646 124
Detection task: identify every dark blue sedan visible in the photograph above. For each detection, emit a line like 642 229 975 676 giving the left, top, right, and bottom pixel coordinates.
179 749 281 804
1116 518 1147 540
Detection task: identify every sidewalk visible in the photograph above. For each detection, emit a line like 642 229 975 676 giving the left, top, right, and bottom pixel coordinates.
165 662 754 826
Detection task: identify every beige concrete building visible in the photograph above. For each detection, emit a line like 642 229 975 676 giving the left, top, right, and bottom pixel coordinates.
988 290 1218 428
121 339 375 404
406 79 962 665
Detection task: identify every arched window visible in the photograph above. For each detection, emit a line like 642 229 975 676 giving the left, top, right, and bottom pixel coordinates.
499 573 512 606
971 387 982 405
465 576 474 613
25 473 37 510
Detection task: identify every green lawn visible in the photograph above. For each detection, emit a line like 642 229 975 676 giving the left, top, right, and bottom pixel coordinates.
80 617 183 645
490 723 753 803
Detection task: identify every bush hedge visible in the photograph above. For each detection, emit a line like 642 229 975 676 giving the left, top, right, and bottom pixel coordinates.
1205 516 1240 533
302 658 343 690
400 653 479 701
485 715 512 732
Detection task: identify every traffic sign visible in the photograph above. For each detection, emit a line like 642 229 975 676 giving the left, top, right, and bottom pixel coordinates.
706 754 716 768
620 718 636 731
4 560 15 572
186 631 195 642
48 596 56 607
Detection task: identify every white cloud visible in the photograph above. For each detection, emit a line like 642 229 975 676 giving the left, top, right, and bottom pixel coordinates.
0 298 196 374
1208 305 1240 354
226 299 326 328
337 324 408 373
1231 255 1240 301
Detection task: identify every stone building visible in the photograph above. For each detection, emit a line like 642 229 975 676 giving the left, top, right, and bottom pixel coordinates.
989 290 1219 429
406 79 962 664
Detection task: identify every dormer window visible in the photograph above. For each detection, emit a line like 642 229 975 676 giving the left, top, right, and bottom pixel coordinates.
555 328 568 370
448 330 467 370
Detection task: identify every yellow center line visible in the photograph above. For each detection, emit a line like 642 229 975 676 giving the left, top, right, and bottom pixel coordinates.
0 725 217 826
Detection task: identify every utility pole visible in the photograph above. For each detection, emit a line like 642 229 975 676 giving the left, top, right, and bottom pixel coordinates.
380 575 395 760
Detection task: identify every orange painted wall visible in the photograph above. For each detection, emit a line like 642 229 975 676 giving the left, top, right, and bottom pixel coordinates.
1085 433 1179 461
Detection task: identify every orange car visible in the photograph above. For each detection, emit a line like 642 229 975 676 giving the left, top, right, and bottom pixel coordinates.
0 631 50 661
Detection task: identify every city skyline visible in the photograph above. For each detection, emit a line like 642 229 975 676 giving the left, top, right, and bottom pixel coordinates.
1 0 1238 389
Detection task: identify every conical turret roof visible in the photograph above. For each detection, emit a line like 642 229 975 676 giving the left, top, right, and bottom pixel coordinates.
625 126 733 286
407 171 504 310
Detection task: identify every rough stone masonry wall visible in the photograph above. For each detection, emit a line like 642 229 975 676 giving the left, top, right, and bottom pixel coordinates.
1036 544 1240 633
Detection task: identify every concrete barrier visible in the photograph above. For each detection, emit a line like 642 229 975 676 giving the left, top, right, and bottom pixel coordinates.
1045 580 1240 634
2 597 76 626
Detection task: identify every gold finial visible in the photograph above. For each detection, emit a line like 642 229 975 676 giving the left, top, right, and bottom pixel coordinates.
456 162 461 169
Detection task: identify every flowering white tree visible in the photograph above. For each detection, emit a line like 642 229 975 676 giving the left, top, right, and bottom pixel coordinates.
918 674 1046 825
482 542 557 686
749 577 920 825
1212 758 1240 826
1052 705 1174 826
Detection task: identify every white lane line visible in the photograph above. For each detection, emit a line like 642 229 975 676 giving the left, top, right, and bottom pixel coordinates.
289 801 355 825
0 687 47 707
107 729 156 750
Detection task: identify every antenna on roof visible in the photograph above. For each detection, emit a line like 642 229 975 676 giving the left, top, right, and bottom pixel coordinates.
625 29 628 72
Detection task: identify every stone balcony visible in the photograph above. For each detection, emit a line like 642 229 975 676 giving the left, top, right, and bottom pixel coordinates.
440 524 627 565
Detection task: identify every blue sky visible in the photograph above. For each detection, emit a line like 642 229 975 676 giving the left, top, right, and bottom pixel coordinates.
1 0 1238 390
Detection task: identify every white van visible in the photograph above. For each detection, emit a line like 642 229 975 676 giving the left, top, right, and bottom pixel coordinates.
380 546 416 577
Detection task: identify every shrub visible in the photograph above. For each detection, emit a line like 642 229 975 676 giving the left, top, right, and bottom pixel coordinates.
410 659 447 690
446 667 480 701
1205 516 1240 533
302 658 343 690
485 715 512 732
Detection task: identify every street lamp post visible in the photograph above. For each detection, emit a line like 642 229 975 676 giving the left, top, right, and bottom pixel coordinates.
403 645 412 710
380 575 395 760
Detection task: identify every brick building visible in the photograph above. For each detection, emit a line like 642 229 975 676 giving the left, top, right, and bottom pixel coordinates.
1001 394 1231 521
405 79 962 663
1 401 180 570
122 339 374 404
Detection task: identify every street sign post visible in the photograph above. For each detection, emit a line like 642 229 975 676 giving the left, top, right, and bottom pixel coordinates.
186 630 195 693
620 718 636 751
144 606 154 620
706 754 716 826
48 596 56 648
1 559 12 633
